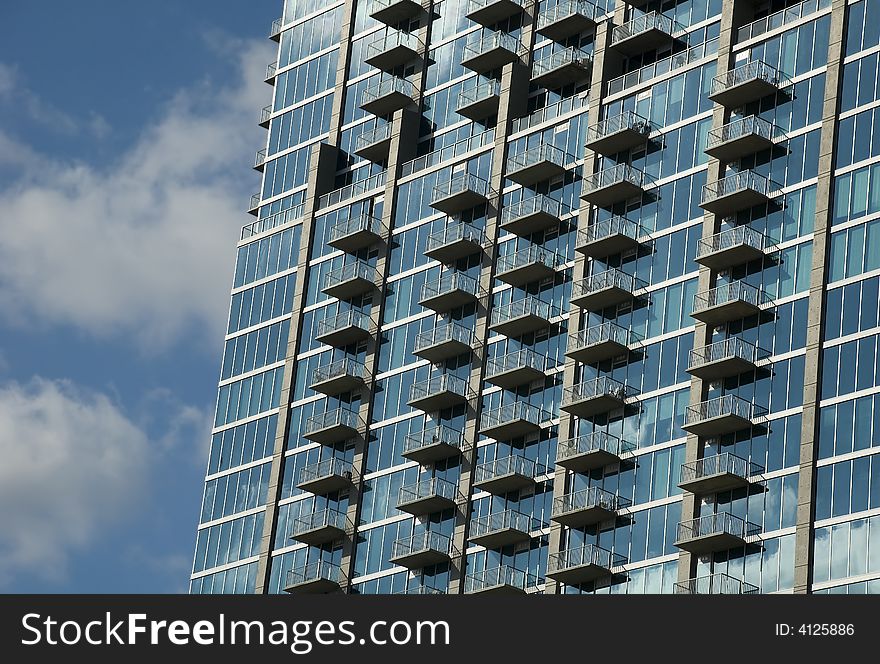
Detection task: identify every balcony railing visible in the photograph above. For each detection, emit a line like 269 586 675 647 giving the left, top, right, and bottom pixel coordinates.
419 271 479 311
610 11 682 54
465 0 525 26
402 425 464 462
361 75 416 114
413 322 475 360
675 512 761 553
248 192 261 215
695 225 767 269
547 544 624 584
397 477 458 515
567 321 640 364
297 457 354 493
736 0 831 45
687 337 769 379
323 261 378 299
709 60 790 107
457 81 501 120
315 309 371 346
536 0 601 41
674 573 760 595
691 280 765 324
479 401 550 440
561 376 634 417
585 110 652 154
489 296 555 334
391 531 454 567
285 560 341 593
486 348 547 385
571 268 644 311
556 431 636 472
310 357 367 394
291 508 347 543
259 104 273 128
575 215 643 257
431 173 492 213
464 565 536 594
495 245 559 285
365 30 422 71
473 455 545 493
469 509 535 547
269 17 284 40
581 163 654 206
304 407 362 443
532 48 592 88
679 452 763 494
552 486 629 527
701 170 775 215
607 36 720 96
254 148 267 171
683 394 768 437
328 214 384 252
506 143 572 185
462 32 522 73
408 373 470 410
424 222 485 262
369 0 423 25
355 123 392 160
500 194 566 235
706 115 780 161
265 61 278 83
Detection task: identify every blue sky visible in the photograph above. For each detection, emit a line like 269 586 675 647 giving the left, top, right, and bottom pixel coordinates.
0 1 277 592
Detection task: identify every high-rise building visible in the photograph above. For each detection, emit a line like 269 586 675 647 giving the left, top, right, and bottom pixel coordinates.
190 0 880 596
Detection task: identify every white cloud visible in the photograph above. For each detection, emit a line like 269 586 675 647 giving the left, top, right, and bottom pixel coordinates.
0 37 274 351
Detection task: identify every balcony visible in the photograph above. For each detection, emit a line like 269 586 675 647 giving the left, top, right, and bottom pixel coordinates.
413 322 475 362
700 170 776 216
706 115 782 162
485 349 547 390
479 402 549 440
675 513 761 554
269 17 283 42
354 124 392 162
709 60 790 108
546 544 624 585
361 75 416 116
457 81 501 121
248 193 261 216
687 337 769 380
424 222 485 263
461 32 522 74
315 309 372 347
473 455 545 494
407 374 471 411
575 215 643 258
536 0 600 41
495 245 559 286
284 561 342 594
328 214 384 253
419 272 479 312
610 11 682 55
500 195 564 236
430 173 492 214
488 296 555 336
674 573 760 595
506 144 572 187
556 431 636 472
290 508 347 546
297 457 355 494
465 0 524 27
265 61 278 84
561 377 634 418
464 565 535 594
469 509 534 548
532 48 592 89
310 358 367 396
390 532 455 569
584 111 653 155
581 164 654 207
369 0 422 26
254 148 267 172
364 31 422 72
570 268 643 311
322 261 378 300
695 226 768 270
397 477 458 515
679 452 764 495
303 407 362 444
566 321 641 364
402 425 464 463
691 281 764 325
552 486 629 528
682 395 767 437
398 585 445 595
259 104 272 129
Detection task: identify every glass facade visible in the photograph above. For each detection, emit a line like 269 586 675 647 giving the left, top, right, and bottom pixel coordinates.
190 0 879 596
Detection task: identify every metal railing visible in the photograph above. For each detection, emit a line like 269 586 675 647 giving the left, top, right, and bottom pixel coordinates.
362 75 416 107
355 123 392 153
467 0 525 15
508 143 572 174
458 80 500 109
607 37 719 96
329 215 383 244
674 573 760 595
304 407 362 436
568 321 640 355
470 509 535 538
463 31 522 60
324 261 378 291
582 163 653 195
464 566 535 593
563 376 633 406
496 245 559 276
286 560 340 588
398 477 458 505
249 193 261 212
403 425 464 456
432 173 491 203
533 47 591 79
556 431 636 464
260 104 272 125
392 531 454 559
677 512 760 543
577 215 643 248
536 0 600 31
680 452 763 485
266 61 278 80
696 225 767 261
398 585 445 594
688 337 768 372
490 296 555 325
707 115 778 151
270 18 283 39
711 60 789 97
254 148 267 168
370 0 422 15
572 268 643 299
611 11 682 45
318 170 387 210
684 394 767 428
548 544 624 573
420 271 479 301
298 457 354 487
409 373 470 403
316 309 371 339
702 170 774 205
736 0 831 44
486 348 547 378
692 280 764 314
501 194 567 226
367 30 422 59
241 203 304 239
554 486 629 517
512 94 587 134
474 455 544 485
292 508 347 537
414 322 474 354
425 222 485 254
401 130 495 177
586 110 652 146
311 357 367 386
480 401 549 432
